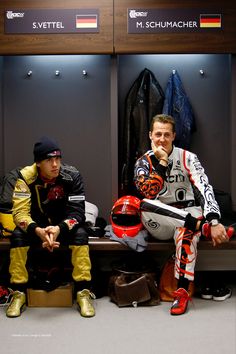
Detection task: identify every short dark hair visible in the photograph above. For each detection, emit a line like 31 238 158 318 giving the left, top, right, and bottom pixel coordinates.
150 114 176 133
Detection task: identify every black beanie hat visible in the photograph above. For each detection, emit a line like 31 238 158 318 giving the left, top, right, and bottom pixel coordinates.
33 136 62 162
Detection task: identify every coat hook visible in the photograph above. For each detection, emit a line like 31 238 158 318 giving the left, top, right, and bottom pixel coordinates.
172 69 176 74
82 70 87 76
55 70 60 76
27 70 32 77
199 69 204 75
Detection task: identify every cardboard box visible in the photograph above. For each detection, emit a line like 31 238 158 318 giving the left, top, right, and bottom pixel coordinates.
27 284 73 307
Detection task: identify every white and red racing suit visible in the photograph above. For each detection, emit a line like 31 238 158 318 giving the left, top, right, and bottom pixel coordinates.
134 146 221 281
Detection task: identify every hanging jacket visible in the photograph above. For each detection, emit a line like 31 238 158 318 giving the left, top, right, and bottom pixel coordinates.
0 167 22 213
121 68 165 195
162 70 196 149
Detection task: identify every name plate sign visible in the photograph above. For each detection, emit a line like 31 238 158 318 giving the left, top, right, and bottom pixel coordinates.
5 9 100 34
128 9 222 33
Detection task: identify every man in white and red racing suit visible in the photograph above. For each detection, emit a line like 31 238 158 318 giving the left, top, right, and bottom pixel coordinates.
134 114 229 315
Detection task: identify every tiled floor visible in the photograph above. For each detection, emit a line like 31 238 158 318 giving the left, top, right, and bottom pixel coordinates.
1 282 235 354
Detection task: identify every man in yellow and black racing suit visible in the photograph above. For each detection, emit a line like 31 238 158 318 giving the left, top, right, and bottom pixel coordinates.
6 136 95 318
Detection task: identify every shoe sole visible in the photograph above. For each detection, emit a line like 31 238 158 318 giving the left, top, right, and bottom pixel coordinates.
170 305 188 315
170 312 187 316
6 304 26 318
201 294 213 300
213 292 232 301
77 304 95 317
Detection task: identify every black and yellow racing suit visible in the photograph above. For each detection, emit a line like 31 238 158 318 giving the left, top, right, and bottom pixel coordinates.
9 163 91 287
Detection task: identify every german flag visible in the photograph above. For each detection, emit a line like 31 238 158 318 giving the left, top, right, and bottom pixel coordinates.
76 15 98 29
200 14 221 28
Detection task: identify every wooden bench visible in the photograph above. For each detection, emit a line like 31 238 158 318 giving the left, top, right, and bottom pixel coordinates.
1 235 236 251
1 235 236 291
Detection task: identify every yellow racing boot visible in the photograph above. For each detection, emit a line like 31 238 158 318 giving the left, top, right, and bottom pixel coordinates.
6 291 26 318
77 289 96 317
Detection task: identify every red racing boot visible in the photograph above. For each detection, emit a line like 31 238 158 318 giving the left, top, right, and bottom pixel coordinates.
170 288 191 316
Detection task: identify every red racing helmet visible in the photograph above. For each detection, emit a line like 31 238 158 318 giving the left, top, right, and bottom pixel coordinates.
110 195 143 238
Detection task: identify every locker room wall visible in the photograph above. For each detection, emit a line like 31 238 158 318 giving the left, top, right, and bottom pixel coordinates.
231 55 236 209
114 0 236 54
1 1 235 54
0 55 115 221
0 54 235 220
0 0 113 55
0 57 3 178
118 54 231 195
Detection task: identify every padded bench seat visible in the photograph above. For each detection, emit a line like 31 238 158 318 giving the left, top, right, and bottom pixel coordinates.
1 235 236 252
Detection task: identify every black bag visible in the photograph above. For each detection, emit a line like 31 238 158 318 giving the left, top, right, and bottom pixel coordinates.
0 168 22 236
0 167 22 212
108 268 160 307
214 189 236 225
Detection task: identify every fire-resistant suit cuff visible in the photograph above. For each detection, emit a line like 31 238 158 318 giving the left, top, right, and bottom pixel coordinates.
206 213 221 223
156 163 168 180
27 222 38 236
58 222 69 236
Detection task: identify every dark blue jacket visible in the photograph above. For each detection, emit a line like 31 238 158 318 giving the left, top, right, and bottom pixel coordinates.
162 70 196 149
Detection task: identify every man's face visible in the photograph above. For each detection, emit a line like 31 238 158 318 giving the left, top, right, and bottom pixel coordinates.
36 157 61 180
149 121 176 154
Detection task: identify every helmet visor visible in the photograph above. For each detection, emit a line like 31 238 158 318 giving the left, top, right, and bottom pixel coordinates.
111 213 140 227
